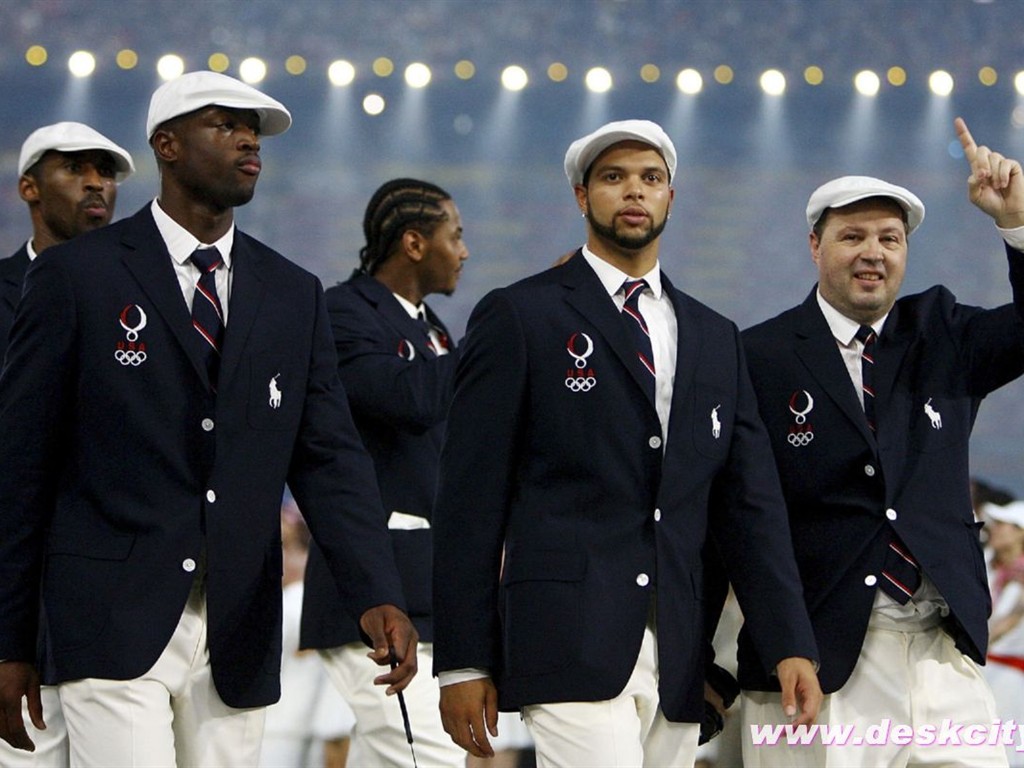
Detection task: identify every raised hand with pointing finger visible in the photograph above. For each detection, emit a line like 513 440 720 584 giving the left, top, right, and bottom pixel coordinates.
956 116 1024 228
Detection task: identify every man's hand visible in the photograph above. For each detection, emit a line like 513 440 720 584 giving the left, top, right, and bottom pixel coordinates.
956 116 1024 229
359 604 418 694
0 661 43 752
704 679 727 717
775 656 822 727
439 677 499 758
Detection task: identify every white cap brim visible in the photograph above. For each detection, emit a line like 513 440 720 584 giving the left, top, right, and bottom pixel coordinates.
19 121 134 182
147 70 292 139
806 175 925 234
564 119 677 186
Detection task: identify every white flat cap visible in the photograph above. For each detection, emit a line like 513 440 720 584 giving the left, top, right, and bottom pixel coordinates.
564 119 677 186
19 121 134 181
984 500 1024 528
146 70 292 139
806 175 925 234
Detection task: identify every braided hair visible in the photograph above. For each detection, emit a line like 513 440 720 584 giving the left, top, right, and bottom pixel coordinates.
356 178 452 276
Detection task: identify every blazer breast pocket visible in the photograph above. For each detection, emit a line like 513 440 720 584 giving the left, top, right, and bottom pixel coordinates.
247 355 301 430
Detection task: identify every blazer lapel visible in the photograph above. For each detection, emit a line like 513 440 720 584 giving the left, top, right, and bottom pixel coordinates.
873 301 915 428
217 234 266 387
354 275 435 359
562 252 656 405
118 208 213 389
0 247 30 314
792 291 877 445
663 273 699 413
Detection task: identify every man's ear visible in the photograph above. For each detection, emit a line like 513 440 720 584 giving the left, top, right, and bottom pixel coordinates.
574 184 588 217
402 229 426 263
150 128 179 164
809 231 821 265
18 174 40 205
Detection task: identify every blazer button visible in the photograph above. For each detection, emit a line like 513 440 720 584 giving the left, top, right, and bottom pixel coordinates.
636 573 650 587
654 508 662 522
864 464 876 477
206 489 216 503
864 574 878 586
648 436 662 450
886 508 898 520
201 418 215 432
182 558 197 573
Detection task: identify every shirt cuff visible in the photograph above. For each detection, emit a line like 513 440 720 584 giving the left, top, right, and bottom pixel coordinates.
438 668 489 687
997 224 1024 252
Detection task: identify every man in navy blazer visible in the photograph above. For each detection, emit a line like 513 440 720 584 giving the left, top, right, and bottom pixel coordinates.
433 120 821 767
737 119 1024 767
0 72 416 767
1 122 134 365
301 178 467 766
0 122 133 768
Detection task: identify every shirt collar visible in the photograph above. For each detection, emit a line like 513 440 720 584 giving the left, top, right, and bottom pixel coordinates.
392 292 425 321
581 245 663 299
25 240 39 262
815 288 888 346
151 199 235 269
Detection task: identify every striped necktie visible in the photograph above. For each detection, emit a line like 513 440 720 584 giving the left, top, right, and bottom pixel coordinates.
880 536 922 604
417 307 448 356
854 325 923 603
190 247 224 387
854 324 877 432
620 279 655 400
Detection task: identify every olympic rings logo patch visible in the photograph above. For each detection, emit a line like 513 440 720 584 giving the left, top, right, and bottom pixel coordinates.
114 348 147 366
115 304 149 368
565 332 597 393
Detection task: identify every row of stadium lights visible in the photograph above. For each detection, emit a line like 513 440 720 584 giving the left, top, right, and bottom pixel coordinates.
27 46 1024 111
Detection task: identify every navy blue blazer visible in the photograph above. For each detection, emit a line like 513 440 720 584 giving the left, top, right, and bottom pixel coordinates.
0 245 30 364
0 206 405 708
432 252 817 723
301 273 459 648
738 245 1024 694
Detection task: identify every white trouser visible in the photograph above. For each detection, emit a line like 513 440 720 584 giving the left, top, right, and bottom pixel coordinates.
319 641 464 768
522 626 700 768
58 579 266 767
742 624 1008 768
0 686 69 767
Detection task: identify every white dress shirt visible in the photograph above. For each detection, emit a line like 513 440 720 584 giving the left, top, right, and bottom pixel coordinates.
581 246 677 442
392 292 449 357
151 199 235 324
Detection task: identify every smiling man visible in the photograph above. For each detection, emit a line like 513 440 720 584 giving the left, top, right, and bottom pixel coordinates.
432 119 822 767
0 72 417 767
736 118 1024 767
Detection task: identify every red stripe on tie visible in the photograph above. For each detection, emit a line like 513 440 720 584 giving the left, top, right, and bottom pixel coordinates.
889 541 918 566
882 571 914 598
622 304 650 336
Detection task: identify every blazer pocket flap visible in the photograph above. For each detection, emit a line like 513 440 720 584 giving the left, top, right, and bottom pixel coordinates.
503 548 586 585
